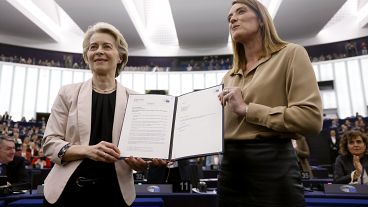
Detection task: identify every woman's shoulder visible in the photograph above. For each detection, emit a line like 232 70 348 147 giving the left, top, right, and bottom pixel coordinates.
62 80 92 94
125 87 138 95
57 81 88 102
282 43 306 53
117 82 138 95
222 68 238 78
275 43 310 63
336 154 351 162
60 82 84 91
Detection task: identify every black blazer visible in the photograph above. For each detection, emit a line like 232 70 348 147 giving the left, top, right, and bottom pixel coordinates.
5 156 28 184
334 154 368 184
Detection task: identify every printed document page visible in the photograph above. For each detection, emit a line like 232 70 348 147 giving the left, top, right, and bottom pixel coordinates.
171 85 223 159
119 94 176 159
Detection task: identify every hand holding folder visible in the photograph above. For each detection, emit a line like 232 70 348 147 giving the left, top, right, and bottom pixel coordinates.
118 85 224 160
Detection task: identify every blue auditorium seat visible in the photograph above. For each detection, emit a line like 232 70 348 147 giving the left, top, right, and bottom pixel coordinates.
7 197 164 207
8 198 43 207
132 198 164 207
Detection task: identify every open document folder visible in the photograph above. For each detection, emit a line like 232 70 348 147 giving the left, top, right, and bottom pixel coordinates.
118 85 223 160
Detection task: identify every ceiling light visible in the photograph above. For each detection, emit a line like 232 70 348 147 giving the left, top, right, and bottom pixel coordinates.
6 0 63 42
357 1 368 27
121 0 178 50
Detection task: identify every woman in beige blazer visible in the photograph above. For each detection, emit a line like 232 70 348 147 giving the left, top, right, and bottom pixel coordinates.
42 22 164 207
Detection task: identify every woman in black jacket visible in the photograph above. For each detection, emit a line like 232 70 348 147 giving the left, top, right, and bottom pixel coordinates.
334 130 368 184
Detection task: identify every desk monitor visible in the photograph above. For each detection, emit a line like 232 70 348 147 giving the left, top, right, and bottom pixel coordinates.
324 184 368 194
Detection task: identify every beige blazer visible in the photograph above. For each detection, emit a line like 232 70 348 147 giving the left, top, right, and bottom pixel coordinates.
42 79 135 205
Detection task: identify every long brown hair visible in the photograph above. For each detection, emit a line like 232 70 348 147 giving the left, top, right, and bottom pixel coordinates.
230 0 287 73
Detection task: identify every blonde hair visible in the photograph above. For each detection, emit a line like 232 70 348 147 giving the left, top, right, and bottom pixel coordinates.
230 0 287 73
82 22 128 77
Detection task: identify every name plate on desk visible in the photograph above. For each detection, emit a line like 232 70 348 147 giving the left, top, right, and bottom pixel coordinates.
172 181 192 193
324 184 368 194
135 184 172 193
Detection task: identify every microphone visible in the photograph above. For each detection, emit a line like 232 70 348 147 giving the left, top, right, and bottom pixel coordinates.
8 182 32 192
0 182 32 196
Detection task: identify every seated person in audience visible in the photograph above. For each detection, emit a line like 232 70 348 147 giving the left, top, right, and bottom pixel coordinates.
292 134 313 178
0 135 27 185
1 112 10 121
31 149 51 169
330 118 339 129
15 144 22 157
334 130 368 184
328 129 340 166
356 116 366 129
20 143 32 166
205 154 221 170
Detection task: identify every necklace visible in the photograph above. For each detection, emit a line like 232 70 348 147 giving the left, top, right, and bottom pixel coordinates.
92 84 116 94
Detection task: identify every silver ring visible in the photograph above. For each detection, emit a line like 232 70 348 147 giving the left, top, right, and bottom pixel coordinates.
224 89 229 94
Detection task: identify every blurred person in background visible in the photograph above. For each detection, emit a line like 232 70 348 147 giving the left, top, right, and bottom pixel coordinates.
334 130 368 184
0 135 27 185
293 134 313 179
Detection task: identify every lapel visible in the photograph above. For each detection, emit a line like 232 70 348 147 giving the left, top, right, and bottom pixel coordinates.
112 82 128 145
77 79 92 146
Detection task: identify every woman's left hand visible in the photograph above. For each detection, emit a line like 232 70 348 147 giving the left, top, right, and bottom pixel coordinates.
218 87 248 116
124 157 168 171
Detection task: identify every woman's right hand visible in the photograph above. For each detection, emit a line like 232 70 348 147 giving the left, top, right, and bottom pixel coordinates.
86 141 120 163
353 155 363 176
218 87 248 116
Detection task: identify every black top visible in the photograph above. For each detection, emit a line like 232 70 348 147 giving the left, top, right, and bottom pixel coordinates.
4 156 27 184
90 90 116 145
74 90 117 178
334 154 368 184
